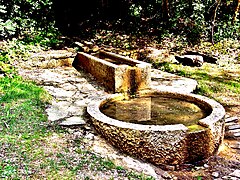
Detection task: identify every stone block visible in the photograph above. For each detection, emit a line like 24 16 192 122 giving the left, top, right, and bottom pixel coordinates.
73 51 151 93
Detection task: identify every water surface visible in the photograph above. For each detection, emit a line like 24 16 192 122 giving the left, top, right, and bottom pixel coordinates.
100 96 210 126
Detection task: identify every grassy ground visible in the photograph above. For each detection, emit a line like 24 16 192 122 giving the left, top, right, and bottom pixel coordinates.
0 75 153 179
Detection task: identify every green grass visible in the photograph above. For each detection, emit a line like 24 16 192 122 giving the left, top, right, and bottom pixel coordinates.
0 75 155 180
0 76 51 136
0 75 51 179
157 62 240 102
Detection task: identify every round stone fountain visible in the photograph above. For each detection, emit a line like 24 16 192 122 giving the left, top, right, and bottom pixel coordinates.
87 90 225 167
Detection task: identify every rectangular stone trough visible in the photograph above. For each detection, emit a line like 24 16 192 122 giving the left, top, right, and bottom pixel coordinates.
73 50 151 93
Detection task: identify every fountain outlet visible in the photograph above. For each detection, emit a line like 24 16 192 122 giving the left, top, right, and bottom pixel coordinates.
73 51 225 167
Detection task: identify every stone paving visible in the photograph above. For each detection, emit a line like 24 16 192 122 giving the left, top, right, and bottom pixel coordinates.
17 50 240 179
18 50 198 126
225 116 240 139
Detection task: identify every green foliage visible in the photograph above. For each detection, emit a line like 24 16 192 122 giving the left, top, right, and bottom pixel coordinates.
126 0 239 44
214 17 240 41
129 4 142 18
0 0 60 48
1 0 238 44
21 30 63 49
0 37 57 70
0 5 17 38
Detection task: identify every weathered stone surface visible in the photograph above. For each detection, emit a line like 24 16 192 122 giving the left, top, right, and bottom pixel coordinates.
46 106 68 121
74 100 87 107
91 136 159 179
59 83 77 91
29 50 75 60
52 101 72 109
225 124 240 131
60 116 86 126
230 142 240 149
185 51 218 64
151 69 198 93
78 83 97 92
225 116 239 123
43 86 76 99
67 105 84 116
229 170 240 178
73 51 151 93
225 129 240 138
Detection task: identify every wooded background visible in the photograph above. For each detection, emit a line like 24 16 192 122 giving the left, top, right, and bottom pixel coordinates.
0 0 239 44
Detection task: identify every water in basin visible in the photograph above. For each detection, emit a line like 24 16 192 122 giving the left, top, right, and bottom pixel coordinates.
100 95 211 126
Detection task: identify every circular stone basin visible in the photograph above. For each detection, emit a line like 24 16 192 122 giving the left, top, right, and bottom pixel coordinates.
87 90 225 167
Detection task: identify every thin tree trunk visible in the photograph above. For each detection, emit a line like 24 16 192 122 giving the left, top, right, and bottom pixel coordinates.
232 0 240 24
211 0 221 45
162 0 169 25
189 0 193 16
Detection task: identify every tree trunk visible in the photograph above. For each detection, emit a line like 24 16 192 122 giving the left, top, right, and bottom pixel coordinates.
189 0 193 16
232 0 240 24
162 0 169 24
211 0 221 45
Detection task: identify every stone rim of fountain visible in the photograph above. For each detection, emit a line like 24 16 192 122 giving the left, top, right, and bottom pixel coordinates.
87 89 225 167
87 90 225 132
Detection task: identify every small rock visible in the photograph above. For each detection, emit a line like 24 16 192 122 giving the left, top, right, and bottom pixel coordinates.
92 46 99 52
85 133 95 140
67 105 84 116
161 165 175 171
229 170 240 178
185 51 218 64
46 106 68 121
230 142 240 149
60 83 77 91
204 164 209 168
212 172 219 178
195 166 205 170
225 129 240 138
225 117 239 123
222 176 230 179
84 125 92 131
175 55 204 67
84 41 94 48
60 116 86 126
225 124 240 131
